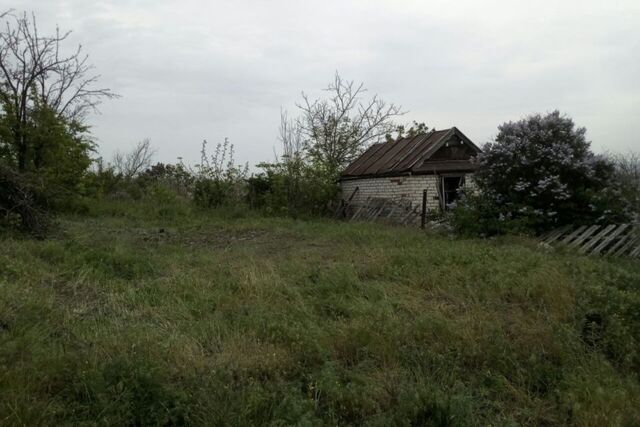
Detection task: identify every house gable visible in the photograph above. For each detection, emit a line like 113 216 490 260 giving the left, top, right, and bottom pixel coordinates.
340 127 481 179
427 137 477 161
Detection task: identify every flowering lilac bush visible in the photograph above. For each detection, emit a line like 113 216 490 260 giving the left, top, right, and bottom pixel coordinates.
458 111 630 234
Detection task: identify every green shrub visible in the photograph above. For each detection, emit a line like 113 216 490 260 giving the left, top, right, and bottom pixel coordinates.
248 161 339 217
147 183 191 219
193 177 237 208
472 111 631 234
0 164 50 236
138 162 193 197
84 160 127 198
193 139 248 208
450 190 536 237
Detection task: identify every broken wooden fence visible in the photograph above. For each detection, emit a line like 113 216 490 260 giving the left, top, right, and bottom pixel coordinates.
539 224 640 259
347 197 423 226
334 187 430 227
353 197 422 224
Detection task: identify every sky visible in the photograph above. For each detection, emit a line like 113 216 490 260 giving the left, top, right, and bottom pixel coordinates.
5 0 640 167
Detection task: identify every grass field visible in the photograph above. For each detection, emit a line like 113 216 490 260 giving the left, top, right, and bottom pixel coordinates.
1 200 639 426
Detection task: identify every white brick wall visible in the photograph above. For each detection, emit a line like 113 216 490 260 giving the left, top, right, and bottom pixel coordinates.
340 174 476 214
340 175 441 212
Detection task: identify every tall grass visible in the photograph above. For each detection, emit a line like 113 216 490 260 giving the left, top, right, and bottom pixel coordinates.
1 200 639 425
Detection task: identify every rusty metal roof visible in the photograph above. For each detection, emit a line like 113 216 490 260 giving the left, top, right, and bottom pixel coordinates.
341 127 481 178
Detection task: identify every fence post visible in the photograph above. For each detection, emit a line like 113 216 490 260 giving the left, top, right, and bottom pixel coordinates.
421 189 428 229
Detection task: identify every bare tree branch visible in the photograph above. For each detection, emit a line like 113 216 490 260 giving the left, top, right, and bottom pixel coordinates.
112 138 156 179
278 109 303 161
294 71 405 176
0 11 118 170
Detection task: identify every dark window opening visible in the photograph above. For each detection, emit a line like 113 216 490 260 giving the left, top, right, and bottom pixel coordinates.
442 176 463 207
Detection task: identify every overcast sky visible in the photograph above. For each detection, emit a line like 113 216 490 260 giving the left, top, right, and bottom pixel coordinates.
6 0 640 167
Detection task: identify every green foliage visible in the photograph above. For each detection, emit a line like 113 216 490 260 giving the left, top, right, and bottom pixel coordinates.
25 101 93 198
463 111 631 235
386 121 430 142
0 163 49 236
0 96 94 223
83 154 194 220
84 158 128 198
138 162 193 197
1 202 639 425
295 73 403 179
249 160 339 217
608 151 640 218
262 74 403 217
449 190 513 237
193 139 248 208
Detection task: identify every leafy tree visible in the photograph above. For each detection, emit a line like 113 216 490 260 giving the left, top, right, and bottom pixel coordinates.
386 121 430 142
296 72 404 178
0 11 115 226
259 76 405 217
0 11 115 172
472 111 630 232
608 151 640 218
1 98 92 212
25 100 93 196
248 110 339 217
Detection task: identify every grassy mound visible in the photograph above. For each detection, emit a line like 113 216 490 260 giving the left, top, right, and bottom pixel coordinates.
1 201 639 425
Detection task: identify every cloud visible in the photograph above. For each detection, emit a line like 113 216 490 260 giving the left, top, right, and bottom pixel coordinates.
5 0 640 165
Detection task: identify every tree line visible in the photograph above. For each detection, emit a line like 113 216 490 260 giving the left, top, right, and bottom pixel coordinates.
1 10 638 237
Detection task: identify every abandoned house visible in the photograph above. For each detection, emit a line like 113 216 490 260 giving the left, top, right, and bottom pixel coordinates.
339 127 482 216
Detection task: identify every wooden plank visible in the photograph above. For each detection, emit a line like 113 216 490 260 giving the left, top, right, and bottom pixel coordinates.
539 229 555 241
629 228 640 257
401 207 420 225
333 186 359 219
405 211 420 226
568 225 600 248
540 222 639 259
561 226 587 245
348 204 364 221
420 189 428 229
370 200 389 221
540 225 567 242
604 232 632 256
349 198 371 221
360 206 374 221
612 234 640 257
629 241 640 258
580 224 617 254
366 199 386 220
592 224 629 254
399 207 416 224
384 202 398 222
361 201 375 220
543 225 572 244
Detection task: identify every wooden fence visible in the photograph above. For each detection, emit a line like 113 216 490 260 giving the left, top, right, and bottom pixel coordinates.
335 187 639 259
539 224 640 258
333 187 429 227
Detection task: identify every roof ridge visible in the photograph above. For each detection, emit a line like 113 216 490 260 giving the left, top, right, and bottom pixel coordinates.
340 126 478 178
386 130 436 172
403 128 455 171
